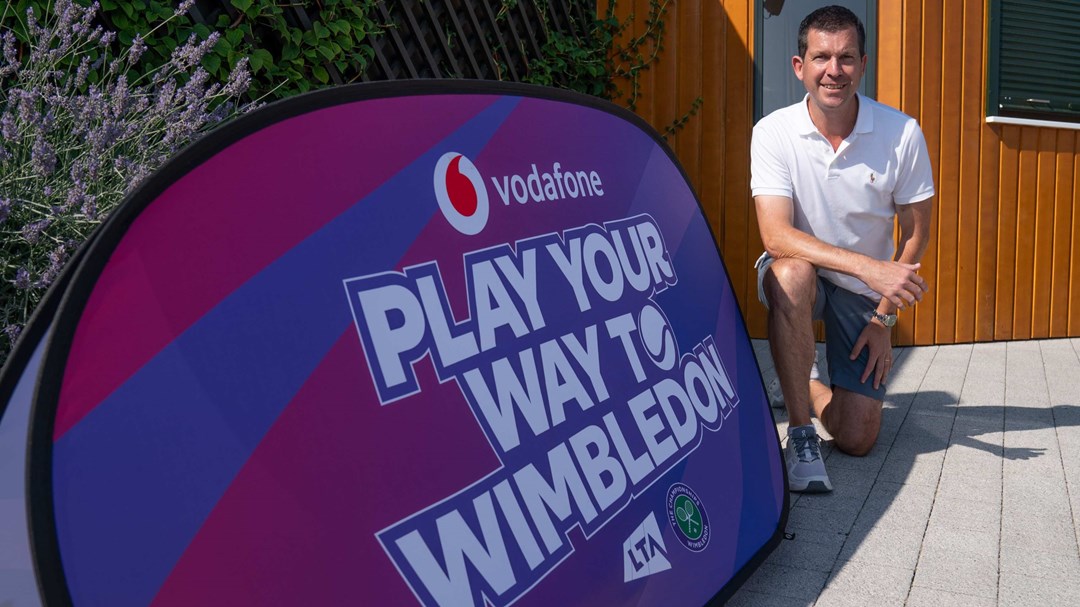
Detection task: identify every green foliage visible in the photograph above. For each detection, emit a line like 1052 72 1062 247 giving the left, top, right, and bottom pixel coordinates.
5 0 380 100
525 24 616 100
204 0 379 97
521 0 701 140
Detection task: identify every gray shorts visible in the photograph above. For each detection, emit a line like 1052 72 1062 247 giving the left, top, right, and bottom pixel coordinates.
756 254 887 401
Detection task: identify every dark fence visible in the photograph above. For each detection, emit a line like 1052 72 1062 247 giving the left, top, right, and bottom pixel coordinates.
365 1 596 82
183 0 597 86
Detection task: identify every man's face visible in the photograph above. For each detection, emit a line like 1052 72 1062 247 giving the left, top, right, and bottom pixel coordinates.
793 26 867 114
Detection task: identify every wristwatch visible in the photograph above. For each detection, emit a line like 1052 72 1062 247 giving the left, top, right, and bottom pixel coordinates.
871 311 898 327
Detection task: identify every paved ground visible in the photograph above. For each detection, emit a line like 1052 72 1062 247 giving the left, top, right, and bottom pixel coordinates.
728 339 1080 607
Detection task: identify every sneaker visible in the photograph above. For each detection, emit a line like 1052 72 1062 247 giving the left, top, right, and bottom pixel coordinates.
785 425 832 493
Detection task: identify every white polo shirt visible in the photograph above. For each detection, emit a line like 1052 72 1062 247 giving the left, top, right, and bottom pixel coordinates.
751 93 935 299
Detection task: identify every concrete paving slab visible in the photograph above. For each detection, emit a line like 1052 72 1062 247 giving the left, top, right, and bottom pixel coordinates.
919 524 999 561
998 571 1080 607
912 551 998 599
837 521 925 570
785 501 860 536
739 339 1080 606
905 586 997 607
999 545 1080 581
820 560 914 602
935 466 1003 505
1001 471 1072 517
876 446 945 487
813 586 905 607
726 589 816 607
1072 490 1080 559
851 482 935 532
1000 516 1078 556
942 443 1006 478
766 528 847 573
951 414 1006 439
739 562 830 601
959 343 1007 405
926 495 1002 535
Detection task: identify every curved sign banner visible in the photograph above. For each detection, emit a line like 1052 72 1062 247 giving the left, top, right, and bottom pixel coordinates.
10 81 786 606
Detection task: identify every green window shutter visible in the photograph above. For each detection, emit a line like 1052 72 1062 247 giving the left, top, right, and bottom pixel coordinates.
989 0 1080 122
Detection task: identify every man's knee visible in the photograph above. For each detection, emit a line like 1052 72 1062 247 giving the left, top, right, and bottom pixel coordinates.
834 428 877 457
827 390 882 457
764 258 817 310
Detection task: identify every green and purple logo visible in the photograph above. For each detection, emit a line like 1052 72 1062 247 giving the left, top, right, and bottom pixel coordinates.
667 483 710 552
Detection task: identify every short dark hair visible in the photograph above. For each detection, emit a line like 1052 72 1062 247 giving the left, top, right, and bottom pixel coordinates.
798 5 866 58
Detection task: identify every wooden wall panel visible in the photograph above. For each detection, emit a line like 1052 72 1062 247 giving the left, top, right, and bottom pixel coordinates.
1051 133 1075 337
720 0 753 326
1013 128 1039 339
934 0 960 344
698 0 725 241
955 0 984 343
995 126 1020 340
976 121 1000 341
608 0 1080 345
1032 129 1058 338
1071 148 1080 335
911 1 939 346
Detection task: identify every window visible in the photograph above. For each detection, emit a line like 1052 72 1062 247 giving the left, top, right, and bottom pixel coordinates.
755 0 877 119
988 0 1080 123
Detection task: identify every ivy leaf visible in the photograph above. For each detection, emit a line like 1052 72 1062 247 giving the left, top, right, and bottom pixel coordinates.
202 52 221 75
318 45 335 61
281 43 300 61
225 28 244 46
232 0 254 12
312 65 329 83
111 12 130 30
251 49 273 72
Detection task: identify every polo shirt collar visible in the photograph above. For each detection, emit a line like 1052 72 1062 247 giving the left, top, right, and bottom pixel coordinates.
796 93 874 137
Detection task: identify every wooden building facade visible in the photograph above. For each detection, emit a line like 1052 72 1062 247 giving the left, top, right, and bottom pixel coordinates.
606 0 1080 345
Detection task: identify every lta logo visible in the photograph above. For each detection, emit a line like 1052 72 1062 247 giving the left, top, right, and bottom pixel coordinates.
433 152 489 235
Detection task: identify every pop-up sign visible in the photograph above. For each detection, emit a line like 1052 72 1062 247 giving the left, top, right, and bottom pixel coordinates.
1 82 786 606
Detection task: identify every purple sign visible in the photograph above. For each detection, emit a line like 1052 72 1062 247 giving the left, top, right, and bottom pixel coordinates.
6 82 786 606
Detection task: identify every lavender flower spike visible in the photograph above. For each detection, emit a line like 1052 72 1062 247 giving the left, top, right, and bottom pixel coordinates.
0 0 253 366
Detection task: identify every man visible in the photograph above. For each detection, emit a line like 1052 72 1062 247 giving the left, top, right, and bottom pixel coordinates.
751 5 934 493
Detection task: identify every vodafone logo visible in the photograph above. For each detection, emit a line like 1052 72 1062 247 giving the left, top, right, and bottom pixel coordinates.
433 152 489 235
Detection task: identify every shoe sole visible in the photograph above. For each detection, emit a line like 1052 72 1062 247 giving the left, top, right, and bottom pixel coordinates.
789 480 832 493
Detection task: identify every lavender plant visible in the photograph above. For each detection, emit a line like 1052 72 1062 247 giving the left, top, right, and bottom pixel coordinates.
0 0 252 365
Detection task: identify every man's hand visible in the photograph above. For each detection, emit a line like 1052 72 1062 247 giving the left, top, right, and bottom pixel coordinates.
851 320 892 389
861 260 928 309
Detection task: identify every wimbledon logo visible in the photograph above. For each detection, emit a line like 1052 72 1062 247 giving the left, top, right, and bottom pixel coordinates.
667 482 710 552
433 152 489 235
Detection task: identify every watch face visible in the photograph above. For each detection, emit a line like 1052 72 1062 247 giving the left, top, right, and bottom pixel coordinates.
879 313 897 327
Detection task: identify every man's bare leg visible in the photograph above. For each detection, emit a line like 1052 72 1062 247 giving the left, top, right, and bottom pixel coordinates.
762 258 819 426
